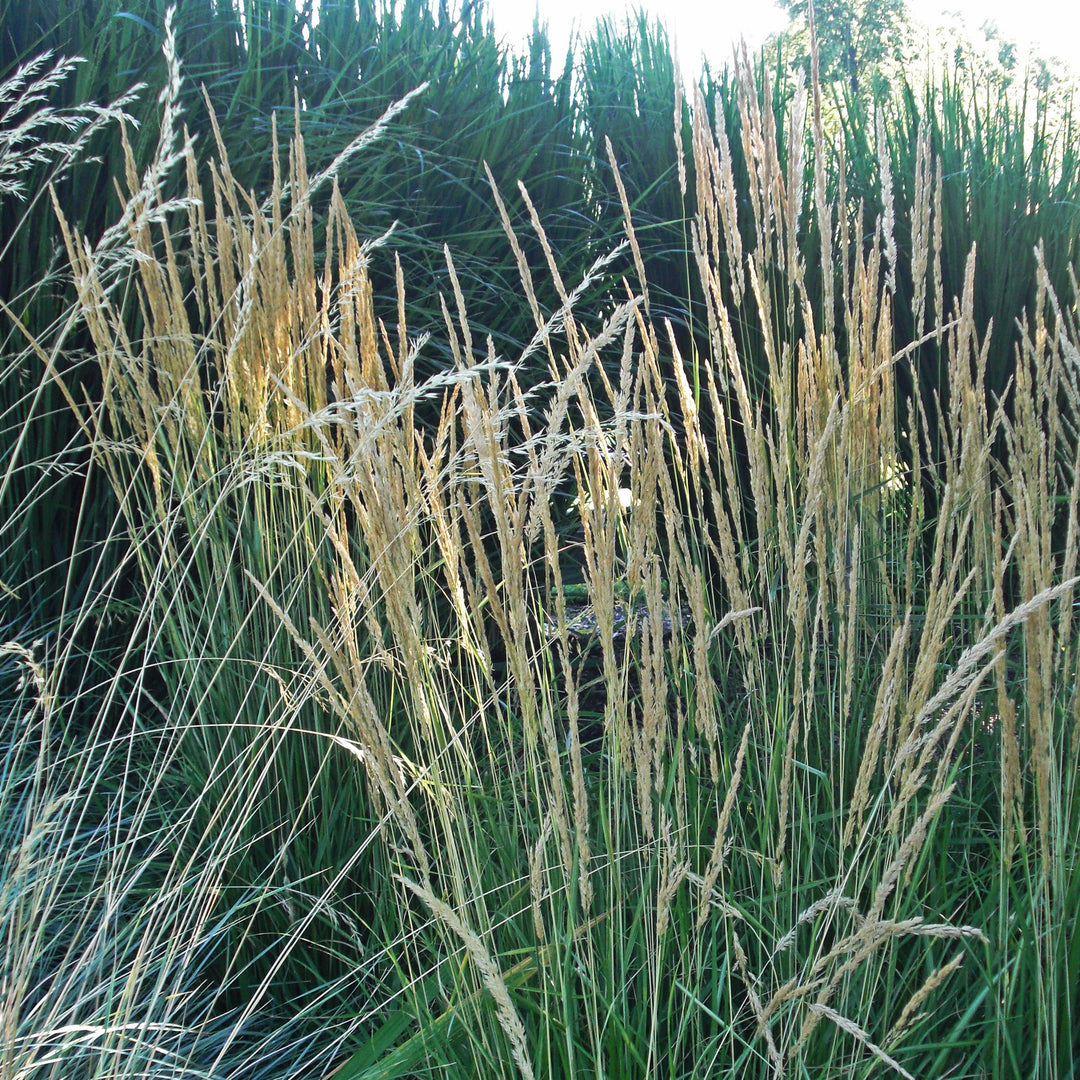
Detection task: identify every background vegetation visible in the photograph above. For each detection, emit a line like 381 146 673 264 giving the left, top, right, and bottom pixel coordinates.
2 1 1079 1077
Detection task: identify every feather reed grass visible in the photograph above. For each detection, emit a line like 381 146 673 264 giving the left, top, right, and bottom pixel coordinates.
3 12 1079 1079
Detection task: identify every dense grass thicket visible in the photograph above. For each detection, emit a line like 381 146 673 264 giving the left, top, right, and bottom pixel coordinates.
3 3 1080 1078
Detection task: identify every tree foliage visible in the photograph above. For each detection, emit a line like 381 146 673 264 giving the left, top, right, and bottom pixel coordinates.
776 0 911 93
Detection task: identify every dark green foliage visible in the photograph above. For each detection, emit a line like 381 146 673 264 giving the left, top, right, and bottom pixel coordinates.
578 13 693 323
776 0 913 94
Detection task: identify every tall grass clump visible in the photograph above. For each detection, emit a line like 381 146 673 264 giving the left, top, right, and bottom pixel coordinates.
822 55 1080 553
2 19 427 1079
0 0 591 634
4 8 1080 1080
